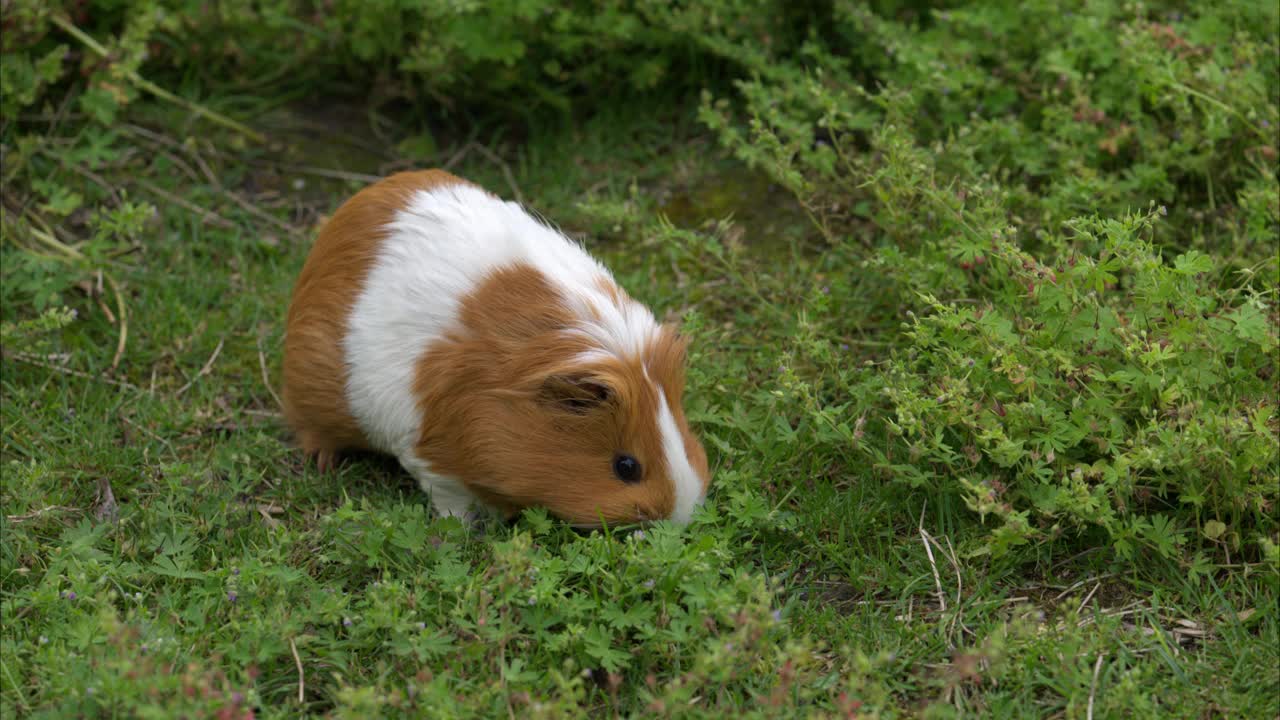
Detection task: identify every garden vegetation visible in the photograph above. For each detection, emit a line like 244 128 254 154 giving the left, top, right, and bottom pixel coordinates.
2 0 1277 717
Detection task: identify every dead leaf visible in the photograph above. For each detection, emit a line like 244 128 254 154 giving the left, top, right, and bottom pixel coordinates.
94 478 119 522
258 503 283 529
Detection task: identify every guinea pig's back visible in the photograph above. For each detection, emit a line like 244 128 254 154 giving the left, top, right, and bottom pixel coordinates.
340 175 614 459
282 169 468 464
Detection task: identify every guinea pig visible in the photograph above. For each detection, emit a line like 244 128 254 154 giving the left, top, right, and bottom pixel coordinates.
281 169 711 527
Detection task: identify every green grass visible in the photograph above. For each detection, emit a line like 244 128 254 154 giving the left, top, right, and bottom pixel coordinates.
3 0 1279 715
2 98 1276 718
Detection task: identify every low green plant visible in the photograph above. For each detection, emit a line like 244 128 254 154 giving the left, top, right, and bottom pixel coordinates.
3 0 1279 717
1 473 829 717
696 0 1280 563
1 0 814 126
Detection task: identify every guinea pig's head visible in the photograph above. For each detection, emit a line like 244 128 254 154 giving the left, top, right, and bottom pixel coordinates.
467 325 712 528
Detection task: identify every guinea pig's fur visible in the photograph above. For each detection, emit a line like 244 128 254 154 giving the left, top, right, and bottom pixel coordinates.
282 169 711 526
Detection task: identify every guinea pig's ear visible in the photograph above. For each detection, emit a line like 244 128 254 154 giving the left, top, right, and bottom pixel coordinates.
539 373 614 415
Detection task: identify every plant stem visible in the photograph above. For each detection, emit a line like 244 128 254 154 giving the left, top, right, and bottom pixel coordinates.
49 14 267 144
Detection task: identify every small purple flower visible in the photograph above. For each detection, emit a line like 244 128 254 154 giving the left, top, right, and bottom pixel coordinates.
1263 120 1272 128
771 609 782 622
841 343 850 351
85 687 95 696
631 529 646 540
343 617 353 627
232 692 245 705
227 591 238 603
61 591 76 601
821 286 830 295
416 622 426 630
232 567 240 576
140 643 148 653
643 579 655 589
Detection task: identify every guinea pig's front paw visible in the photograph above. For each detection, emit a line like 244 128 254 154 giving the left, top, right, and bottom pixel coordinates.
432 506 492 535
424 490 488 532
461 507 497 536
406 463 488 530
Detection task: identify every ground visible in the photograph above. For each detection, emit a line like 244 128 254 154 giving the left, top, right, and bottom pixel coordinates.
2 94 1277 718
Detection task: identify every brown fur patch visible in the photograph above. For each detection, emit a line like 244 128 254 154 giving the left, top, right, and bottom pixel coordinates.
412 264 683 524
282 169 475 462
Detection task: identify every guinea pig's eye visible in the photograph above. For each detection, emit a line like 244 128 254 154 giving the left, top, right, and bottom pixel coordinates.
612 454 642 484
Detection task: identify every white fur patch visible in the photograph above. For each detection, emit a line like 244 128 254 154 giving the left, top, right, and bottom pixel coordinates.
343 182 663 514
564 294 658 359
655 387 704 525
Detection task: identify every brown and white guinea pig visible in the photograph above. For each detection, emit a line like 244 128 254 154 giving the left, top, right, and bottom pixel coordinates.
281 169 711 527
